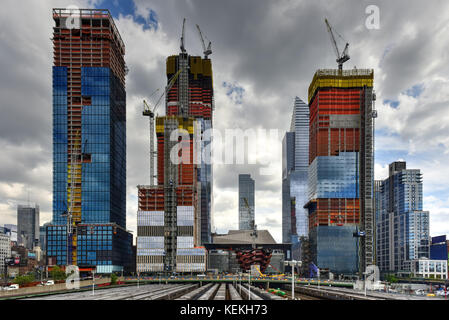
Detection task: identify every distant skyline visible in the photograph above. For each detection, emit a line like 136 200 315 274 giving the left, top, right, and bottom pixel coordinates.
0 0 448 243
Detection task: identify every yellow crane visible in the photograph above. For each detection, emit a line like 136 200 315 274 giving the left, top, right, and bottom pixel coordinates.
64 130 82 265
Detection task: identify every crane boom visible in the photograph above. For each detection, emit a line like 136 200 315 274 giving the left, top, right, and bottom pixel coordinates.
325 19 340 59
195 24 212 58
324 18 350 70
180 18 186 53
142 67 186 185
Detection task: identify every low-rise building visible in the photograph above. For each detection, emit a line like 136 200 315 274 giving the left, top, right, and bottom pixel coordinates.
404 258 448 279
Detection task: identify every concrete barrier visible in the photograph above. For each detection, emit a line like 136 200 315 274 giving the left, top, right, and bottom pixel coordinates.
0 278 111 298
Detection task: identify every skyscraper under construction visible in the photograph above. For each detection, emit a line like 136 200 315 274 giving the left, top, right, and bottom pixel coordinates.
305 69 375 275
47 8 132 273
136 23 213 273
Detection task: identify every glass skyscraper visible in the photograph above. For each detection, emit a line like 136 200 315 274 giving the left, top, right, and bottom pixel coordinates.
239 174 255 230
282 97 309 260
376 161 429 272
47 9 132 273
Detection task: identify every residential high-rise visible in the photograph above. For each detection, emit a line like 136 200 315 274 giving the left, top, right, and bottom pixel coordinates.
282 97 309 260
376 161 429 272
47 8 132 273
136 48 213 273
17 204 39 250
0 232 11 276
305 69 375 275
238 174 255 230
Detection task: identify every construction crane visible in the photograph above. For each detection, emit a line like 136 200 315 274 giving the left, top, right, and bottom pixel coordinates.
142 67 186 185
142 89 160 186
325 18 350 71
243 197 257 248
195 24 212 58
62 130 82 266
180 18 186 53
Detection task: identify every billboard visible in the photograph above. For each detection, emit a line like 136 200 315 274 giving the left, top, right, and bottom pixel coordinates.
432 235 447 244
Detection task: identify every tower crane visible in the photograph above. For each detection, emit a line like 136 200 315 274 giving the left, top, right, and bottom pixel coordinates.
195 24 212 58
142 89 160 186
142 66 187 185
180 18 186 53
325 18 350 71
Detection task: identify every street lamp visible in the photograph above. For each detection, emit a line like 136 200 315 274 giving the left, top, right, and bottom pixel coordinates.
284 260 302 300
92 270 95 296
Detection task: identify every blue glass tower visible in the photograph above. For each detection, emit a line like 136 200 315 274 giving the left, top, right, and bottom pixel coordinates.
282 97 309 260
47 9 132 273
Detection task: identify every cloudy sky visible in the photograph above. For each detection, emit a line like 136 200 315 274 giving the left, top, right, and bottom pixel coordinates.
1 0 448 243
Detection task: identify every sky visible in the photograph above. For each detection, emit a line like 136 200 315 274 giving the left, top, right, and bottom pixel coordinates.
0 0 448 244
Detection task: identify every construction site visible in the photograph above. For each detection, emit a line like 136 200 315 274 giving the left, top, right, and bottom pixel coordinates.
136 20 213 274
42 7 380 296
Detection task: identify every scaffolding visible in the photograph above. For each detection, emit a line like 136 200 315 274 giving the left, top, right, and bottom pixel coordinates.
359 86 375 274
177 53 189 117
163 119 179 272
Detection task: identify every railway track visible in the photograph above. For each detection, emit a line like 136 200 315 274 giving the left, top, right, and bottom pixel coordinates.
22 282 303 300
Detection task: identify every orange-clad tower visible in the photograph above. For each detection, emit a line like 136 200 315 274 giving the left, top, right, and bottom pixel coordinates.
305 69 375 275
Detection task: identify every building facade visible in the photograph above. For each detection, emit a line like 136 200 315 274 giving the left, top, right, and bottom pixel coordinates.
3 224 17 243
0 232 11 276
404 258 447 279
47 8 132 273
17 205 40 250
136 50 213 273
305 69 375 275
282 97 309 260
430 235 448 261
376 162 430 273
39 222 51 254
238 174 255 231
